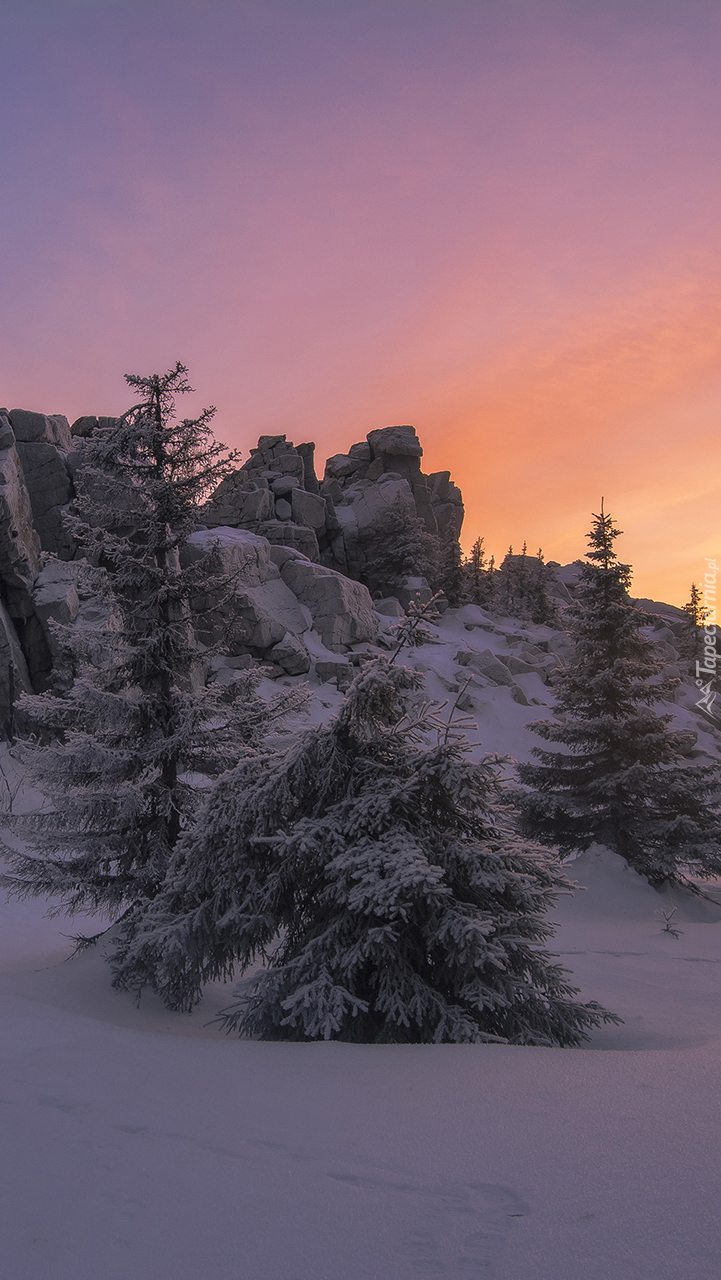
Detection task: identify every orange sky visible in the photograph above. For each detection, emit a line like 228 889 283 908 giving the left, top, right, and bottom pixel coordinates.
1 1 720 604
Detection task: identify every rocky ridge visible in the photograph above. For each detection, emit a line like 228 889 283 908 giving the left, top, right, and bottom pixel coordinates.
201 422 464 580
0 405 703 743
0 411 465 731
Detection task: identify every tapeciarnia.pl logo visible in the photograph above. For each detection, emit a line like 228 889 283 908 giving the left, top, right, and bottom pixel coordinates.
696 558 717 716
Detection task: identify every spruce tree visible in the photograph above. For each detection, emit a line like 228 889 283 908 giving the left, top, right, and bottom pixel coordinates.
516 504 721 886
531 548 556 625
681 582 710 664
0 363 306 918
463 536 494 607
112 657 615 1046
683 582 707 629
359 497 439 597
436 532 465 606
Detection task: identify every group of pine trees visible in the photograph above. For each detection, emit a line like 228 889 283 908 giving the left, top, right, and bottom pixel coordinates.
359 501 556 623
2 365 720 1046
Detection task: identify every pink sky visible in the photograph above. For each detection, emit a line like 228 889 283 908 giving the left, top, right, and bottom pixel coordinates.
1 0 720 602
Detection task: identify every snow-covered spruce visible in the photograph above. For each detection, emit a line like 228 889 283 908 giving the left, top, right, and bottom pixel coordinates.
112 657 615 1045
516 504 721 886
359 496 440 597
0 363 307 917
489 543 557 625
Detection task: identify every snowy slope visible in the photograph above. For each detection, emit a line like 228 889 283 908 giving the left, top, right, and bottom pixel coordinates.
2 604 721 1280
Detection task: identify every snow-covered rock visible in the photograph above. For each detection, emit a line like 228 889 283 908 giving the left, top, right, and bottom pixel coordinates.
201 425 464 582
456 647 516 687
184 527 279 588
0 600 32 722
32 560 81 630
0 417 41 606
290 487 326 531
10 409 75 559
255 519 320 561
279 558 377 648
203 476 274 528
269 630 311 675
374 597 405 618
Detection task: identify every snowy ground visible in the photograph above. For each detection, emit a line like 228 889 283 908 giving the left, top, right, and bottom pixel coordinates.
2 605 721 1279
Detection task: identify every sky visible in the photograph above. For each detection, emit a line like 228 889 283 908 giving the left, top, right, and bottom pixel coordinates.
1 0 720 603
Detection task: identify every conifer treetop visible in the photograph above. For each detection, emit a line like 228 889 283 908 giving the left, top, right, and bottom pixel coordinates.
683 582 709 629
584 498 628 577
82 361 237 546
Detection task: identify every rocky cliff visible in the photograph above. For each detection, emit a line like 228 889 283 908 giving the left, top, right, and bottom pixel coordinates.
201 422 464 578
0 409 465 734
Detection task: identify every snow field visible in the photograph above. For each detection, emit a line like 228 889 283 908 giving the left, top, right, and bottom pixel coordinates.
2 604 721 1279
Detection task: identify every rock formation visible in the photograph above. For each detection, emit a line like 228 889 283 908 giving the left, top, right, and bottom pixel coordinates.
0 401 700 748
0 408 464 733
201 423 464 581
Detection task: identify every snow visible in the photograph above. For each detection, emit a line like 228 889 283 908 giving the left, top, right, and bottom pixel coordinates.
2 609 721 1279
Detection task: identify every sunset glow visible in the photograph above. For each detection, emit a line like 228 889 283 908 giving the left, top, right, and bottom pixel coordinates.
1 0 720 602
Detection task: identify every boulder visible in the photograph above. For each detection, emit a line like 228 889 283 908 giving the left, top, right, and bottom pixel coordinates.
183 527 279 588
272 475 300 496
367 425 423 459
275 499 292 521
203 474 274 528
193 577 306 654
315 659 352 686
0 419 41 611
511 684 531 706
410 479 438 535
10 411 75 558
0 600 33 733
10 410 72 451
554 564 583 591
296 442 319 494
325 453 362 481
374 597 405 618
13 441 74 558
183 527 308 654
267 544 311 570
334 475 415 534
240 436 304 484
30 559 117 676
328 475 417 579
321 477 344 505
632 597 687 622
365 425 423 486
256 519 320 562
15 612 53 691
427 471 464 541
455 648 516 687
270 630 311 675
291 488 326 531
70 415 118 438
518 642 548 661
33 560 81 630
497 654 534 675
280 559 377 648
31 560 82 671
